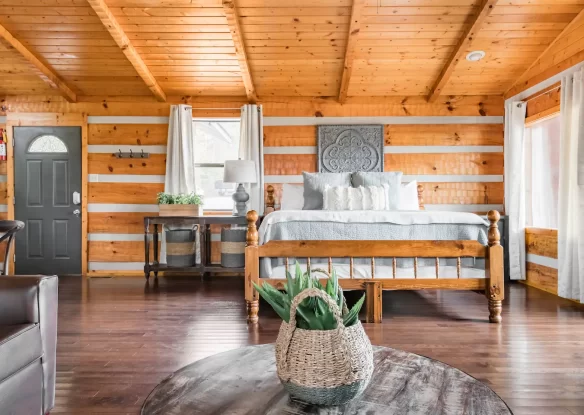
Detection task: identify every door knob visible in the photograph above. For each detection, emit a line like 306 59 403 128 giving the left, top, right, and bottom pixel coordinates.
73 209 80 217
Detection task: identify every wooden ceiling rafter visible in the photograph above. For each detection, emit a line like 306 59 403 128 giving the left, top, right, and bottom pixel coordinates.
427 0 499 103
0 23 77 103
338 0 365 104
505 8 584 99
86 0 166 102
223 0 257 103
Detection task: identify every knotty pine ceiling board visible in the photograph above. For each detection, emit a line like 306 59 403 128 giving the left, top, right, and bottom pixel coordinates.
0 1 151 97
238 0 350 97
108 0 245 96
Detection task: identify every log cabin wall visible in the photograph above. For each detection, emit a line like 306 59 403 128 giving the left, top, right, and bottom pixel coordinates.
525 228 558 295
1 95 504 276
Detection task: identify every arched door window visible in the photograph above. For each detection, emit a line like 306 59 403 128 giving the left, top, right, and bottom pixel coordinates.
28 135 68 153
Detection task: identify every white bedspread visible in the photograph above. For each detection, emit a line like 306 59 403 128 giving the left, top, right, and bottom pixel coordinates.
259 210 488 243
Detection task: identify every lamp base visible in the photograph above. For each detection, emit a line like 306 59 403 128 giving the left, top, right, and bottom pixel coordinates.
232 183 250 216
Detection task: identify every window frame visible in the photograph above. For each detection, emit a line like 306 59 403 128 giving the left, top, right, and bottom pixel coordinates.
192 117 241 212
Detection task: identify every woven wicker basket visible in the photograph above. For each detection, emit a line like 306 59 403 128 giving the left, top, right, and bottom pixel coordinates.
275 288 374 406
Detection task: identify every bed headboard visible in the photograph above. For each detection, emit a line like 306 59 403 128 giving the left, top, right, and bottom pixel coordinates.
265 183 425 211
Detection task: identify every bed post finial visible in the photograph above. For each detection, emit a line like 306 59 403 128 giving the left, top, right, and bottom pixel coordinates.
417 184 425 210
246 210 259 247
487 210 500 247
266 185 275 213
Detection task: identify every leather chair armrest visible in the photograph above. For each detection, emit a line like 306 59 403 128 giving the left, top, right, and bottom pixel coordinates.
0 275 58 412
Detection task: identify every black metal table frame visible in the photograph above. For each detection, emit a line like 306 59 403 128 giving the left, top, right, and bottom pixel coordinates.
143 215 248 279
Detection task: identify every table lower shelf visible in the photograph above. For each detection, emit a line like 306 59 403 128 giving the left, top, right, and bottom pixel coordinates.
145 263 245 274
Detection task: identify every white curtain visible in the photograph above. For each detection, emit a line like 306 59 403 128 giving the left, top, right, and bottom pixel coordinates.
161 104 195 263
164 104 195 194
504 100 527 280
558 67 584 302
238 104 264 215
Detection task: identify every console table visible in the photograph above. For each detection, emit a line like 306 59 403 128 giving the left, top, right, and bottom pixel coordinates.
143 215 249 280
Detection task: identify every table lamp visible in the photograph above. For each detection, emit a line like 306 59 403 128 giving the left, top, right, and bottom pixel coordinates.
223 159 257 216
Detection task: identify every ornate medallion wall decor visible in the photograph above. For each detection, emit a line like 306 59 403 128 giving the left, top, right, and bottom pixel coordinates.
317 125 384 173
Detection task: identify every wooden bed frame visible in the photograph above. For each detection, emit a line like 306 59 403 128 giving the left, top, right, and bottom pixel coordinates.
245 185 504 324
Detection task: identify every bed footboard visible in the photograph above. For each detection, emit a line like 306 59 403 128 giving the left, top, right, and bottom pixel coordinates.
244 210 504 324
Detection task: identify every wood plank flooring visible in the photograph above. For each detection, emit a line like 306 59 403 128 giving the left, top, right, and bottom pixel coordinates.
53 276 584 415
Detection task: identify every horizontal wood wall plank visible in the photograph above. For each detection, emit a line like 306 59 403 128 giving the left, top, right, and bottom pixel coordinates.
385 153 504 176
88 240 158 262
88 212 157 234
385 124 504 146
264 125 315 146
88 123 168 145
88 153 166 175
88 182 163 204
525 262 558 295
526 228 558 259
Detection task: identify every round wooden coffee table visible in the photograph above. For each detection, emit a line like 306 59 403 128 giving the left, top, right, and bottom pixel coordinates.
142 344 512 414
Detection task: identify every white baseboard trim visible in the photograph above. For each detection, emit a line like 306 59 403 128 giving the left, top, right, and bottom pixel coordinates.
89 262 145 271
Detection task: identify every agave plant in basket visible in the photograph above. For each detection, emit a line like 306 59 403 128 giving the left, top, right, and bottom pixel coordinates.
253 263 374 406
253 263 365 330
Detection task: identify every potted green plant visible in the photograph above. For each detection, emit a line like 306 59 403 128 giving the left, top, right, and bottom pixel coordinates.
157 192 204 217
254 265 373 406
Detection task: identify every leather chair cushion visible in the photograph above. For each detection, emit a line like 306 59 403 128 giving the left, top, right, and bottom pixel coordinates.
0 324 42 383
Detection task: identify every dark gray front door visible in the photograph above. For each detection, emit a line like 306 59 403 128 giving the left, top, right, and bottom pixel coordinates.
14 127 82 275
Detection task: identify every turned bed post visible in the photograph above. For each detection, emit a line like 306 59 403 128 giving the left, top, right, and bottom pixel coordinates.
265 185 275 213
486 210 504 323
417 184 425 210
245 210 260 324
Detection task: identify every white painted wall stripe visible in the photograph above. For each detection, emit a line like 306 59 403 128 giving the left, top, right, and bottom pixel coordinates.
88 116 169 124
88 145 167 154
264 174 504 184
88 174 165 183
384 146 503 154
0 205 7 213
0 175 6 183
0 116 6 123
527 253 559 270
263 146 503 155
263 116 503 126
89 262 145 271
424 204 504 212
88 204 159 213
264 146 317 154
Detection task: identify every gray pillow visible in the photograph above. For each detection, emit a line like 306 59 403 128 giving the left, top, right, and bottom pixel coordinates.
351 171 403 210
302 172 352 210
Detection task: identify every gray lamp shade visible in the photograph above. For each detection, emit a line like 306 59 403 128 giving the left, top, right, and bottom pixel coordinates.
224 159 257 184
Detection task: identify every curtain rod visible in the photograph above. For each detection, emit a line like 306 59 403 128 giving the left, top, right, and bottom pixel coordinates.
524 83 561 103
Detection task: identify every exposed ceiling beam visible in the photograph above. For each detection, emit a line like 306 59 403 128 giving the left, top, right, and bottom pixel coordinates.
427 0 498 103
223 0 257 103
338 0 365 104
87 0 166 102
0 23 77 103
505 8 584 99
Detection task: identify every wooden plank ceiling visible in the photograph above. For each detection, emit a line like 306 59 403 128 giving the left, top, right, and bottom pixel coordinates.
0 0 582 100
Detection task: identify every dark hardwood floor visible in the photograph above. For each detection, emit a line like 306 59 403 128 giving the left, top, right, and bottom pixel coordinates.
53 276 584 415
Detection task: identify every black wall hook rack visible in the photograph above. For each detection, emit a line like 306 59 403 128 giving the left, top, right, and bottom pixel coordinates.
116 149 150 159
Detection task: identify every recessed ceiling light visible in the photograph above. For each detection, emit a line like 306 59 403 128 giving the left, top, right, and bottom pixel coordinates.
466 51 486 62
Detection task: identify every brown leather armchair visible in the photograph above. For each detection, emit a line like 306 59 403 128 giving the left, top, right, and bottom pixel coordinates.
0 276 58 415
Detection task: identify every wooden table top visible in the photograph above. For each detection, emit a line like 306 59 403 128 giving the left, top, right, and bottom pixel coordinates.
142 344 512 415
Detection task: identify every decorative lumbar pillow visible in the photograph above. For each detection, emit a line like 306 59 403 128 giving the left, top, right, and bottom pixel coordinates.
399 180 420 210
302 172 352 210
281 183 304 210
323 185 386 211
351 171 402 210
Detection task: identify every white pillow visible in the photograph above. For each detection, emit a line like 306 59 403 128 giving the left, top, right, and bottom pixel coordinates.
399 181 420 210
323 185 385 211
280 183 304 210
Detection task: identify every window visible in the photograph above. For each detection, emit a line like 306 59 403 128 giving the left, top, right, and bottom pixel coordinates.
524 115 561 228
28 135 68 153
193 119 240 211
